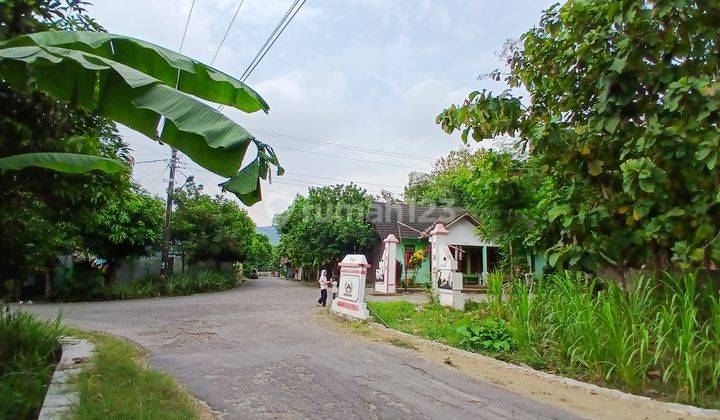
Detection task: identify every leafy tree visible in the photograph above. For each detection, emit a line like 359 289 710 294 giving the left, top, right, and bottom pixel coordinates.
246 233 276 271
437 1 720 275
370 189 403 204
276 184 375 273
82 186 164 283
403 148 476 207
451 150 550 267
0 1 131 295
172 181 256 269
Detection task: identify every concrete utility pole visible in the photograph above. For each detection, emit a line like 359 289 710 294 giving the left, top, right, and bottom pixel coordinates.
161 147 178 279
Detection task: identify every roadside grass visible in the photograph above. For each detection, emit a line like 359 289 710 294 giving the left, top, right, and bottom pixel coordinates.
367 301 484 349
0 308 63 420
69 330 207 419
368 271 720 409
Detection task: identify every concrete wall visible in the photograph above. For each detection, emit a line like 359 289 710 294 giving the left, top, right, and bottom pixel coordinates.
116 256 162 283
445 218 495 247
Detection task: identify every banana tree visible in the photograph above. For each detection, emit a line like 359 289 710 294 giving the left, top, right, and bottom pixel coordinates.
0 30 282 205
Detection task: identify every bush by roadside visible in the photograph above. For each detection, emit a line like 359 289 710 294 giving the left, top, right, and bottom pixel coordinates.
50 267 243 302
368 271 720 409
106 269 238 300
0 308 63 419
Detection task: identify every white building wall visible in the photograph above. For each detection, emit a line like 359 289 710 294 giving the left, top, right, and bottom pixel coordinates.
445 217 496 246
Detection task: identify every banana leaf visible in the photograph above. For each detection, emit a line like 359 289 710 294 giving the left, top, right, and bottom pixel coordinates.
0 152 128 174
0 45 280 203
0 31 269 113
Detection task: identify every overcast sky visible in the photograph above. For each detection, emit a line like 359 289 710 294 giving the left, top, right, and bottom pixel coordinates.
89 0 555 226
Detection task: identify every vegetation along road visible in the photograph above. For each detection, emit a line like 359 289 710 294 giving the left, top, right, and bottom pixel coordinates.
24 277 578 419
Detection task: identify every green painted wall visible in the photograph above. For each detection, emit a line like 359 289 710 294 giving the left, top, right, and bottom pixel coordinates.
396 238 431 284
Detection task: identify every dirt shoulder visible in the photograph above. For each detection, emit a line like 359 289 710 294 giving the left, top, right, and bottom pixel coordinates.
319 312 720 420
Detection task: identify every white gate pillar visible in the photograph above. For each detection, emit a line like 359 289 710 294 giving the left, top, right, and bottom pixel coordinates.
375 234 398 294
429 222 465 310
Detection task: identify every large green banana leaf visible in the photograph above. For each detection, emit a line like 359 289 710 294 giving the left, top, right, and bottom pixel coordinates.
0 31 269 113
0 152 129 174
0 41 282 205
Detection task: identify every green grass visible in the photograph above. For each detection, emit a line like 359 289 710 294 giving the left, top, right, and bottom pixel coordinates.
0 308 63 420
367 301 484 349
368 271 720 409
70 330 204 419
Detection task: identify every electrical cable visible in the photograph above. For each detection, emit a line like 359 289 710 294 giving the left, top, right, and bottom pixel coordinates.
239 0 301 81
272 144 429 171
241 0 307 82
178 0 197 53
251 128 433 162
210 0 246 65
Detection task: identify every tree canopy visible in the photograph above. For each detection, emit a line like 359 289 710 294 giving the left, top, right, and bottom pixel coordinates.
82 185 164 282
437 0 720 273
276 184 375 272
172 181 256 267
0 1 132 289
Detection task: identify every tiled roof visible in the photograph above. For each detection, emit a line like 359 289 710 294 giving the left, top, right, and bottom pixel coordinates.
368 201 469 240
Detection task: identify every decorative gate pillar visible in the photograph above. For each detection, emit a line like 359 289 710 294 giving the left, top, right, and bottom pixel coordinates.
375 234 398 294
331 254 370 319
429 222 465 310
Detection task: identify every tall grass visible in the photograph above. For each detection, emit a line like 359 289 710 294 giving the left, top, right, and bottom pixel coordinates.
0 307 64 419
367 270 720 407
519 271 720 406
487 270 505 317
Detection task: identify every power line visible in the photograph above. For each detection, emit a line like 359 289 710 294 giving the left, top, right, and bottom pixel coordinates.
217 0 307 112
251 128 434 162
210 0 246 65
272 144 429 171
240 0 307 82
135 159 168 164
177 0 197 53
284 171 403 189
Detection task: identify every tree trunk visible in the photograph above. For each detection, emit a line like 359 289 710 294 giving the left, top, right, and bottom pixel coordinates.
105 260 119 285
44 266 52 300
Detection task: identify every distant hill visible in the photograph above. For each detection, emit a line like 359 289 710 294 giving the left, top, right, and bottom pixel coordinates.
256 226 280 246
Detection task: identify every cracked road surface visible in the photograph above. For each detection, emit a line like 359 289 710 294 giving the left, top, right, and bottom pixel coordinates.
24 277 578 419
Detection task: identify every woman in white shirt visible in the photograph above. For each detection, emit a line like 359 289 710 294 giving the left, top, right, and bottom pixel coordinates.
316 270 329 307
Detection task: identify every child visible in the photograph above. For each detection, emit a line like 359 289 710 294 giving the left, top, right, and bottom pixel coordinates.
316 269 328 307
331 275 339 301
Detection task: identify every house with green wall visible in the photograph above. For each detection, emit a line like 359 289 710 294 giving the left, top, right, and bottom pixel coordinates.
367 202 505 286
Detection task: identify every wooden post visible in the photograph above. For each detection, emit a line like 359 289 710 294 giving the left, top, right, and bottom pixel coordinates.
482 246 489 284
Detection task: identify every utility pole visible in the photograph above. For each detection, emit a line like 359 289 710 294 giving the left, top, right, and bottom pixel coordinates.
161 148 178 280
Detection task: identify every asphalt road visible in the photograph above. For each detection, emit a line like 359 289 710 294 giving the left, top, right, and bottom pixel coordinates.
23 277 578 419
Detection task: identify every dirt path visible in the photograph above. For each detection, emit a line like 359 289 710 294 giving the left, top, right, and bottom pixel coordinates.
320 312 720 420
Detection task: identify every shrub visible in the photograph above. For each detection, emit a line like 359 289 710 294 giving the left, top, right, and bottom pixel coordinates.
105 276 159 300
0 307 63 419
457 318 512 353
53 261 105 302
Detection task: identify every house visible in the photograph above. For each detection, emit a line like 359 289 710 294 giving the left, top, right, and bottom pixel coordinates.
366 202 502 286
